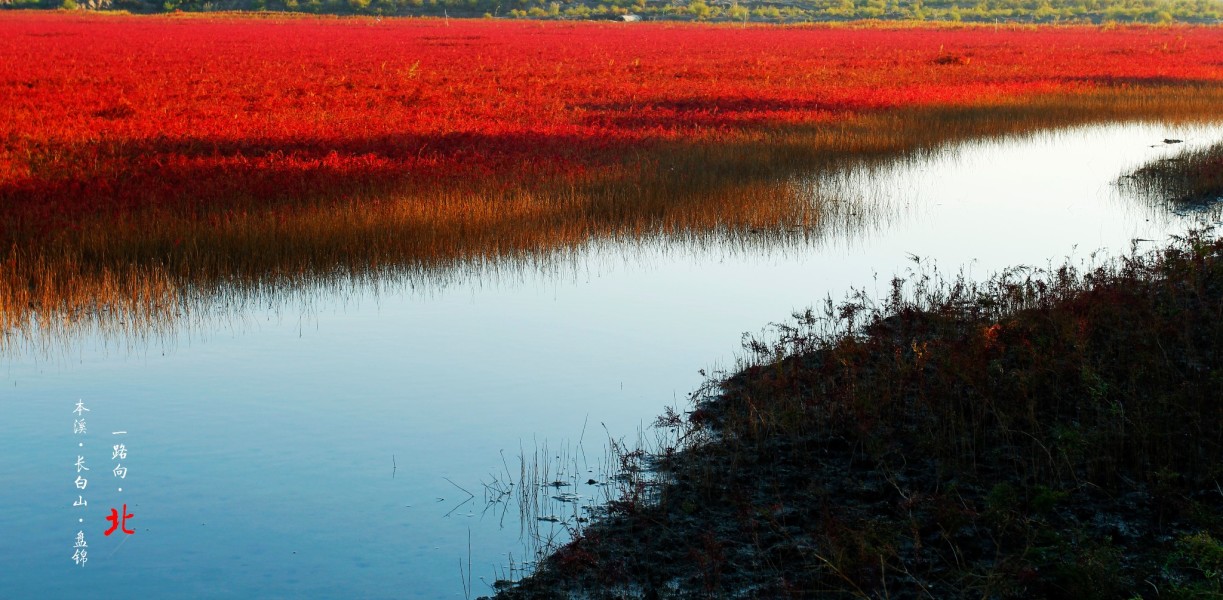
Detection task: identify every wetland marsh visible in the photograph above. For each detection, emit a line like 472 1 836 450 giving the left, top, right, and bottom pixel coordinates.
3 13 1223 599
3 120 1220 598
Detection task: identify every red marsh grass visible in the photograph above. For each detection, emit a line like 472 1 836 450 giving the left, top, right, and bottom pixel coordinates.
2 13 1223 343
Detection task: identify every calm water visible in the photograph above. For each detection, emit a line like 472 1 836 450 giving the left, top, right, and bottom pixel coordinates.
1 122 1220 599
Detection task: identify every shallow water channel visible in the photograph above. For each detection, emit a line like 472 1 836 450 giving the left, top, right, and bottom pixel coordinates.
2 121 1221 599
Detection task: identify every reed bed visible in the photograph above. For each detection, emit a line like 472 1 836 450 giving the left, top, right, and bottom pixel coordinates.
1120 140 1223 207
493 223 1223 598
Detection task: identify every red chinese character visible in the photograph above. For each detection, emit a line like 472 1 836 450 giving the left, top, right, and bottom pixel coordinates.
104 504 134 536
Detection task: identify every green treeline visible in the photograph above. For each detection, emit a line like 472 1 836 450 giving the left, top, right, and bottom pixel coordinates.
7 0 1221 24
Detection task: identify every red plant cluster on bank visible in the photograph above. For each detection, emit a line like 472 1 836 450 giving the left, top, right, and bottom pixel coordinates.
1 13 1221 238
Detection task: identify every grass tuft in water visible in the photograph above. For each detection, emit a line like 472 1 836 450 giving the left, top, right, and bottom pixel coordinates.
1121 141 1223 208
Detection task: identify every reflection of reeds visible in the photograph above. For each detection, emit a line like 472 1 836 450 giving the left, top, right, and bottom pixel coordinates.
480 439 600 586
480 422 683 590
4 86 1223 349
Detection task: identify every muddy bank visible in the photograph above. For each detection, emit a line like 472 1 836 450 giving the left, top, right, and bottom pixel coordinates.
490 227 1223 599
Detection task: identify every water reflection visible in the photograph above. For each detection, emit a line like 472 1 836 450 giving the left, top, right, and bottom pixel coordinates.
1 164 905 358
0 121 1220 600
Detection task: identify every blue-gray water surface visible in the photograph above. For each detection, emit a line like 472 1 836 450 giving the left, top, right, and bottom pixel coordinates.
1 121 1220 599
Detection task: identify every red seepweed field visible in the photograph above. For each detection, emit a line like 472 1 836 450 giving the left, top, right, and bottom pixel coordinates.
1 12 1223 335
2 13 1222 235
